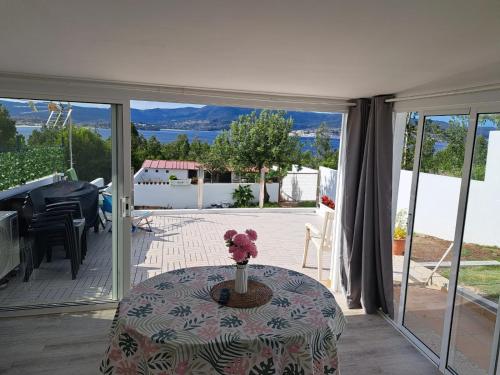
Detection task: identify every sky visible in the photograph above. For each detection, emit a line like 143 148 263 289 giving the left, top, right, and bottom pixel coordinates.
1 98 205 110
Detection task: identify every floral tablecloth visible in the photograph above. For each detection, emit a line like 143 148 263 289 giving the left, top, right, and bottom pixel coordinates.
100 265 346 374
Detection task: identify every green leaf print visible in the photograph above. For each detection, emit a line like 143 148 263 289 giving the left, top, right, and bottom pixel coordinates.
171 269 186 275
183 314 211 331
192 286 213 301
324 365 337 374
154 281 174 290
151 328 177 343
127 303 153 318
321 307 337 318
283 363 305 375
282 279 313 295
311 329 334 362
118 333 138 357
147 351 173 371
99 357 113 375
271 297 291 308
169 305 192 317
199 333 246 374
207 274 225 282
290 305 313 320
249 358 276 375
266 317 290 330
220 315 243 328
139 292 164 302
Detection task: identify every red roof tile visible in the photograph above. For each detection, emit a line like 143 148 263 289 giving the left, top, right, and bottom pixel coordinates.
142 160 200 170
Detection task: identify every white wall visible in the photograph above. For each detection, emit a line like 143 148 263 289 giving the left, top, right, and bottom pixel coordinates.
137 168 189 182
281 166 318 201
319 166 338 201
396 131 500 246
134 182 278 209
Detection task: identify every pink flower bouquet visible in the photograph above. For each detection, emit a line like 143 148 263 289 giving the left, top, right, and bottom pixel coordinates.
224 229 258 264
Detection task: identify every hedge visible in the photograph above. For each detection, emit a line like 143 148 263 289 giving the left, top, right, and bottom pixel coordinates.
0 146 65 191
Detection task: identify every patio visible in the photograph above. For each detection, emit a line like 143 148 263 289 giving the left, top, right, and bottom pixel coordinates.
0 209 326 308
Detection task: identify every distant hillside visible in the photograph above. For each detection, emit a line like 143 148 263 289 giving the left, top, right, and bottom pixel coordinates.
1 100 342 131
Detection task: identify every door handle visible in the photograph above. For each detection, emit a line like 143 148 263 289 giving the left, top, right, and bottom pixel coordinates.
121 196 131 218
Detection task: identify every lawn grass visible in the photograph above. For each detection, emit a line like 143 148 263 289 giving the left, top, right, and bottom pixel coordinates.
440 266 500 301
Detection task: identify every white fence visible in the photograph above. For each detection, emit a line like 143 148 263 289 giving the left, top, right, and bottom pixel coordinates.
319 166 338 201
396 131 500 246
134 182 279 209
280 165 338 202
280 166 318 201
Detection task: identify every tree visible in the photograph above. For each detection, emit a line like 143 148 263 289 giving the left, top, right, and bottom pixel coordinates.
187 138 210 161
201 131 232 182
0 104 18 150
432 116 467 177
131 123 147 172
314 123 333 160
29 126 112 182
401 113 418 170
161 134 191 160
228 110 302 202
312 122 339 169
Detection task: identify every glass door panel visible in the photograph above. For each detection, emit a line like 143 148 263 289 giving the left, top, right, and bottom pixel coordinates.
0 98 114 309
403 114 469 355
393 112 418 323
448 113 500 374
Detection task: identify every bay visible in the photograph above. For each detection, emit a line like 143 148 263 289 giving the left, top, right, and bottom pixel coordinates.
15 126 340 151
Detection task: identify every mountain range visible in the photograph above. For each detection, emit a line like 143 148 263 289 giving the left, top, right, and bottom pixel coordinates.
1 100 342 131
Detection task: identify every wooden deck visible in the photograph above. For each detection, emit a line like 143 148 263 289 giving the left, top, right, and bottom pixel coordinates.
0 210 327 308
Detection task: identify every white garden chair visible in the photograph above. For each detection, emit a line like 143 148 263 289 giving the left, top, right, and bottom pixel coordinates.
302 207 335 281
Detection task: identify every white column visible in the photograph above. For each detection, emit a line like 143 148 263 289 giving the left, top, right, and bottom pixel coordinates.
259 168 265 209
197 168 204 209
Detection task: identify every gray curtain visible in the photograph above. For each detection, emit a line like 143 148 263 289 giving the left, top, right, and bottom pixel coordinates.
340 95 394 316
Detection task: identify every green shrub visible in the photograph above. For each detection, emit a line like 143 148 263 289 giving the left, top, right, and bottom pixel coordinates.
0 146 65 191
232 184 254 207
169 174 178 181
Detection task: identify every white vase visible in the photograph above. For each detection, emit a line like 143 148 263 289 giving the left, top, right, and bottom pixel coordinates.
235 263 248 294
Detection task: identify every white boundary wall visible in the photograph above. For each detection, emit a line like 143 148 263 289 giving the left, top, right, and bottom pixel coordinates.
134 182 278 209
280 166 318 201
319 166 338 201
397 131 500 246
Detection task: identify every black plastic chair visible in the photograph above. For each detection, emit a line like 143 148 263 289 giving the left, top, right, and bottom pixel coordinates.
46 201 87 260
28 211 80 279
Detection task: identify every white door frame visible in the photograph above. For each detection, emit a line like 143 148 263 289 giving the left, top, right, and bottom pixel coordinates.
395 105 500 374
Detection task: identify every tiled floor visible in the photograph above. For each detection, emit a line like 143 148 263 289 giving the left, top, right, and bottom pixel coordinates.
0 209 327 307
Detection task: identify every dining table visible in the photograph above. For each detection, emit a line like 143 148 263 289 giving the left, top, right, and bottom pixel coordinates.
100 265 346 374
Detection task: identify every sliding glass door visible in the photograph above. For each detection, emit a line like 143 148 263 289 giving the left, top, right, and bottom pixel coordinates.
0 98 131 312
403 113 470 355
397 107 500 374
447 111 500 375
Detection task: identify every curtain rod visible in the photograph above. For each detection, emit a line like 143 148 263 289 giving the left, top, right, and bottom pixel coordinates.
386 83 500 103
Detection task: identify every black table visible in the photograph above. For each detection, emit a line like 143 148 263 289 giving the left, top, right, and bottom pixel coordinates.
28 181 99 228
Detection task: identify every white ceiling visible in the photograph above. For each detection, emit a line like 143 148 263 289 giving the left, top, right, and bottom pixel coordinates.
1 0 499 99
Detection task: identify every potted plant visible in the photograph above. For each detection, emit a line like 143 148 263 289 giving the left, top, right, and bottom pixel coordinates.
224 229 258 294
393 209 408 256
319 195 335 216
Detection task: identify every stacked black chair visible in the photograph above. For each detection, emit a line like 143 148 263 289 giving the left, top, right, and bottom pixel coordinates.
28 211 81 280
46 201 87 261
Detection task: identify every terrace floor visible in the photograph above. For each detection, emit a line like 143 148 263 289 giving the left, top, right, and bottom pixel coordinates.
0 209 329 308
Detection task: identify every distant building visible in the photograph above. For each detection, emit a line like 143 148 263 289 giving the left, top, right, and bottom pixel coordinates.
136 160 200 183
